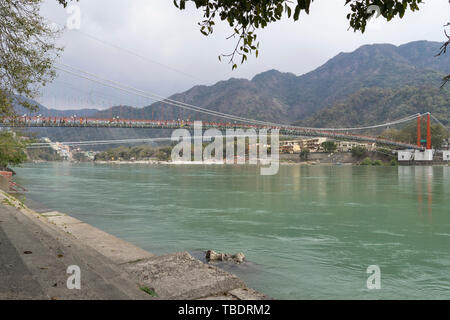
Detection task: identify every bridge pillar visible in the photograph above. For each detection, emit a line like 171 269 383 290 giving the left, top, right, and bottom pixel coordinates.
414 149 433 161
417 115 421 147
426 113 431 150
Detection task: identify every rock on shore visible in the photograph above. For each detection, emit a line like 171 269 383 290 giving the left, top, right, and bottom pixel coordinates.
206 250 245 264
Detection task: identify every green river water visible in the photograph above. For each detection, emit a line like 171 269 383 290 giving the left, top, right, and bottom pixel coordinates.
12 163 450 299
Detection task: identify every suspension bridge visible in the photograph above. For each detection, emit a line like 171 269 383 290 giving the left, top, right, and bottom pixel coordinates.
1 61 446 153
0 112 437 151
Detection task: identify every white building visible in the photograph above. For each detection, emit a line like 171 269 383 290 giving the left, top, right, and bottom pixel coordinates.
336 141 376 152
48 141 72 160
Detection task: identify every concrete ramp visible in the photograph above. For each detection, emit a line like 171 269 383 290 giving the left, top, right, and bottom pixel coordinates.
44 213 154 265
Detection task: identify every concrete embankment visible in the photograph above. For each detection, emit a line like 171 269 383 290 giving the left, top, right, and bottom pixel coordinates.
0 191 267 300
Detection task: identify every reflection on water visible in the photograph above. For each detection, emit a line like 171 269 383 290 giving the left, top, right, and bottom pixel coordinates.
399 166 443 222
13 163 450 299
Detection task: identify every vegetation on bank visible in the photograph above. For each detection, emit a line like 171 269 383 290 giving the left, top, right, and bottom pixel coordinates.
0 130 64 170
351 145 368 159
26 146 63 162
299 149 310 161
0 0 63 171
94 145 173 162
94 137 277 162
0 132 27 170
360 157 398 166
321 141 337 153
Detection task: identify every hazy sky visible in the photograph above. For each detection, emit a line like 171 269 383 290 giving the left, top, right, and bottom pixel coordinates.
38 0 450 110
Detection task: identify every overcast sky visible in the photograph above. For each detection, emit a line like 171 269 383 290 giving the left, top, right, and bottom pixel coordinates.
37 0 450 110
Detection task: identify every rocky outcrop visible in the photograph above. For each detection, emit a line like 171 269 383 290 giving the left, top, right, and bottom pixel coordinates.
206 250 245 264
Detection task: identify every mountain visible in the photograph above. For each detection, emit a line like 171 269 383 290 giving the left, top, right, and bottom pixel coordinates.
13 99 99 118
284 42 448 118
294 86 449 128
11 40 450 145
91 40 449 123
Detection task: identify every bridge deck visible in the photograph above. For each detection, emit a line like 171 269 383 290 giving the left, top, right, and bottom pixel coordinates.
0 116 423 150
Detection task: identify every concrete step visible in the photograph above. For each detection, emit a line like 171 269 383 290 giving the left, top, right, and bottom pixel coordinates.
121 252 247 300
0 201 151 300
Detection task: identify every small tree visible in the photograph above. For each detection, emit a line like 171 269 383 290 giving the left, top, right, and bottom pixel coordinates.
0 132 28 169
299 149 310 161
360 157 373 165
0 0 61 115
321 141 337 153
351 145 367 158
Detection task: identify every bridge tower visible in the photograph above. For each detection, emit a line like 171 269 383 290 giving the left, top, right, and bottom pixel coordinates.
417 115 421 147
416 113 432 149
426 113 431 150
413 112 433 161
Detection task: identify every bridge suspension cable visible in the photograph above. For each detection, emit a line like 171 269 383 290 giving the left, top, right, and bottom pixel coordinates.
27 134 274 148
429 113 449 132
49 19 203 82
55 62 422 132
55 64 277 126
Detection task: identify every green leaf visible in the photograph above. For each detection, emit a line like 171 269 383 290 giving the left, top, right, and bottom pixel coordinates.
293 5 301 21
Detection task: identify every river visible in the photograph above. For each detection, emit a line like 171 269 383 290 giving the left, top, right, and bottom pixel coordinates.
12 162 450 299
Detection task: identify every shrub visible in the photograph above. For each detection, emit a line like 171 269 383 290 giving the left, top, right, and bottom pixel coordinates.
360 157 372 165
321 141 337 153
372 160 383 166
351 146 367 158
299 149 310 161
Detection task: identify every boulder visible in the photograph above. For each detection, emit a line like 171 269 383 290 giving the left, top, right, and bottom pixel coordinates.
206 250 246 264
234 252 245 263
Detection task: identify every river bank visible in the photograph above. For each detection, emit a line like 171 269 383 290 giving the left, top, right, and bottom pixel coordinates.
31 151 383 166
75 151 449 166
0 189 267 300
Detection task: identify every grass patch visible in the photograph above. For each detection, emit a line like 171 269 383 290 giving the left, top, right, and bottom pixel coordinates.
140 286 158 297
2 197 15 207
120 258 145 265
1 193 27 210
